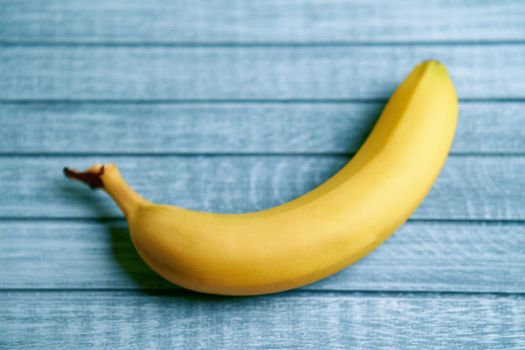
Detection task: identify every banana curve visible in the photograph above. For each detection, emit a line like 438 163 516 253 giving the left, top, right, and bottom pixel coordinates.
64 60 458 295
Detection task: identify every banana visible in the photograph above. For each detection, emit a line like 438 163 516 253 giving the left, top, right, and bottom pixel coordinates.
64 60 458 296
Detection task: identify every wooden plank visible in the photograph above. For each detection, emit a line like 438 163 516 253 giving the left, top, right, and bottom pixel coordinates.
1 220 524 292
1 291 524 349
1 0 524 43
0 155 524 220
1 102 524 154
1 45 525 100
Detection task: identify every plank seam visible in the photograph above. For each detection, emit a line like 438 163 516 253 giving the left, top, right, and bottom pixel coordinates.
1 288 524 298
2 40 525 48
0 217 524 224
1 98 524 104
0 152 524 157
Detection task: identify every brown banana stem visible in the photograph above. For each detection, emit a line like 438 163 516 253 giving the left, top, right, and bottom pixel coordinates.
64 163 149 218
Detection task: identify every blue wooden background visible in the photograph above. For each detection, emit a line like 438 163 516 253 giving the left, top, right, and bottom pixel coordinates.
1 1 525 348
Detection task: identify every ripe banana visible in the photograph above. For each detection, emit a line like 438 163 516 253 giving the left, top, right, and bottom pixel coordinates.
65 60 458 296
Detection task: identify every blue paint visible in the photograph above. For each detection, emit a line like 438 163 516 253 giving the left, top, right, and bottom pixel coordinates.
1 1 524 348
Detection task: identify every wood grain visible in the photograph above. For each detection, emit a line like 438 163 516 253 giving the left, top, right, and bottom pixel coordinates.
1 220 524 292
1 0 524 348
1 156 523 220
1 45 525 100
1 291 524 349
1 102 524 154
1 0 524 44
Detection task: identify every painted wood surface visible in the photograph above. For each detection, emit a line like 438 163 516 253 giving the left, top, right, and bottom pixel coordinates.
2 0 525 348
1 102 524 154
1 0 524 44
1 45 525 100
2 292 524 349
1 221 524 293
1 156 523 220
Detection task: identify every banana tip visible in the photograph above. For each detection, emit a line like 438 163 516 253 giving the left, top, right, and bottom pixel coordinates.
420 59 450 77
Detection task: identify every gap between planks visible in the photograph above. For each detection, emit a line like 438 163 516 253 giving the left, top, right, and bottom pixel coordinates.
2 40 525 48
1 98 525 104
1 289 525 299
1 153 525 157
0 216 523 224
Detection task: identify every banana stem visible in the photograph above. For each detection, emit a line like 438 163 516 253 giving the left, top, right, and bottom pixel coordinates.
64 163 148 218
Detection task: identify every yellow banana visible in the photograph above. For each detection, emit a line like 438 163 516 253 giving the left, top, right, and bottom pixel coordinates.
65 60 458 296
